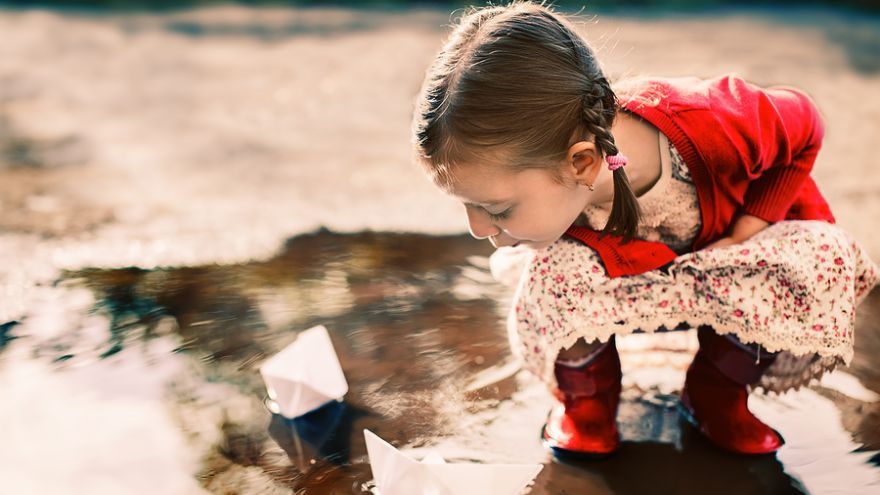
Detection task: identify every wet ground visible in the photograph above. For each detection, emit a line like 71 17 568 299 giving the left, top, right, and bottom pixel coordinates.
3 230 879 494
1 4 880 494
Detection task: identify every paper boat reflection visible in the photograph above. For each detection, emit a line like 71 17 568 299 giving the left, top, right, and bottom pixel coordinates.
364 429 543 495
268 400 361 466
260 325 348 418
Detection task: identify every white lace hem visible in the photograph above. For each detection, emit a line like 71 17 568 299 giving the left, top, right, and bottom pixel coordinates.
499 220 879 392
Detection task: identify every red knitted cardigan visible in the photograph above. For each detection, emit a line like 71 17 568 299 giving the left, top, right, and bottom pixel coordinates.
564 74 836 278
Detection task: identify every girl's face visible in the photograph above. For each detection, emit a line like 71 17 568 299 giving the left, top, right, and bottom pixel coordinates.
445 162 590 250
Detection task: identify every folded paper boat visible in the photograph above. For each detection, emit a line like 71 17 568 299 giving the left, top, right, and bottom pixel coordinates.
364 429 543 495
260 325 349 418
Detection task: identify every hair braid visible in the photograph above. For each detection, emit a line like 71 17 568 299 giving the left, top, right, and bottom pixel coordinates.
582 77 642 243
414 2 647 244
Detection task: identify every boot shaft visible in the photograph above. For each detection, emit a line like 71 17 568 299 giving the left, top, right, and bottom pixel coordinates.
694 326 777 386
553 336 622 400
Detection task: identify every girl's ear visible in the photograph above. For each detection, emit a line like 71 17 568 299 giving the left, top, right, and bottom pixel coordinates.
566 141 600 182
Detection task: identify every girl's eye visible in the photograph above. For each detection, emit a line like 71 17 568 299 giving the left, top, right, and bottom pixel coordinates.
488 209 512 221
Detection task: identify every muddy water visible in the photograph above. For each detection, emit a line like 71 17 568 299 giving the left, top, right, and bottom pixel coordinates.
3 230 877 494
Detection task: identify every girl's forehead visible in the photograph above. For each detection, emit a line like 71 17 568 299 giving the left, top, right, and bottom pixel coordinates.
444 162 520 204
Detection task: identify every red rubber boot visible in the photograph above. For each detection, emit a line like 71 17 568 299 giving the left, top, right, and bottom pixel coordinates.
679 326 784 455
541 336 621 458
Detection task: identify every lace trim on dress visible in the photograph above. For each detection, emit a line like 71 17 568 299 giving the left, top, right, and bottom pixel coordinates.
503 220 879 394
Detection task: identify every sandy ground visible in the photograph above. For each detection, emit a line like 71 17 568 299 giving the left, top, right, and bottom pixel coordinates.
0 5 879 271
1 4 879 494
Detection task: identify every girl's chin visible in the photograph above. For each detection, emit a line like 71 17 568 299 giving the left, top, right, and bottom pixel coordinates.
517 239 556 250
496 234 562 250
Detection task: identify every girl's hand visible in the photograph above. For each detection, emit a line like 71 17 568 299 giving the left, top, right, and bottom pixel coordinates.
729 213 770 243
702 213 770 251
702 236 737 250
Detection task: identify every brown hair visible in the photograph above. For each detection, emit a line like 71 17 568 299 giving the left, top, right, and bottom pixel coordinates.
412 1 642 242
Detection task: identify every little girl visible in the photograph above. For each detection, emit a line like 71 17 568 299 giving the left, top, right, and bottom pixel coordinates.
411 1 880 458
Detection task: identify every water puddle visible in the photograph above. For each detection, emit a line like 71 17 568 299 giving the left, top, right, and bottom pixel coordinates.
2 229 879 493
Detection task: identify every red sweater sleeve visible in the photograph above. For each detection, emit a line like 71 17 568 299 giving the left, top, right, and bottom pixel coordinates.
708 75 825 223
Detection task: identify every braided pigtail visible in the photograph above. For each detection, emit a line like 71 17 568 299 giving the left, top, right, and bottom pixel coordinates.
414 1 646 244
582 77 642 243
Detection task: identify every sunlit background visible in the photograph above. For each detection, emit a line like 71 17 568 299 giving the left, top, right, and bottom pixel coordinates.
1 1 879 494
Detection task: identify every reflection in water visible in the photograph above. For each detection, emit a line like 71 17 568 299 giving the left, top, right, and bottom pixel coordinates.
267 401 362 467
0 320 18 349
3 229 879 493
57 230 506 493
540 434 804 494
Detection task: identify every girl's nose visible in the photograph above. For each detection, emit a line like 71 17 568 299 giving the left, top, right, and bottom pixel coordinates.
465 207 500 240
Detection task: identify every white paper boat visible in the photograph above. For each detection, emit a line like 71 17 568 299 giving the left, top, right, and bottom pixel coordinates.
260 325 348 418
364 429 543 495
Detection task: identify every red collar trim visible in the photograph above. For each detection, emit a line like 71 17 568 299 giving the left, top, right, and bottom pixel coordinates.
564 226 678 278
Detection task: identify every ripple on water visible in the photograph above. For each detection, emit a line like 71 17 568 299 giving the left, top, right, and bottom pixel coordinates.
2 230 879 494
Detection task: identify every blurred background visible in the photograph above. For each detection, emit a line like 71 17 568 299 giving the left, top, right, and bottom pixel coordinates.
1 1 879 494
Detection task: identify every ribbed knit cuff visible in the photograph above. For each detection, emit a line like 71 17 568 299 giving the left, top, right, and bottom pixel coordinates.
742 165 812 224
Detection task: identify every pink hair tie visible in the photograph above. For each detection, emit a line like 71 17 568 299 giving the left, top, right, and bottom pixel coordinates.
606 153 628 171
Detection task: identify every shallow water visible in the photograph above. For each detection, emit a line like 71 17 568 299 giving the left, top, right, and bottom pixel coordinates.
3 230 879 494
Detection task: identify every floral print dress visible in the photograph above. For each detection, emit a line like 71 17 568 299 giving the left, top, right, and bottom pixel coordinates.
491 133 880 393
